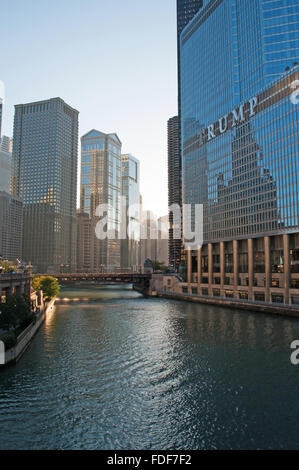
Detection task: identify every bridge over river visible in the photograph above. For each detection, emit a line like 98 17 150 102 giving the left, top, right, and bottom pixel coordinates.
51 273 152 294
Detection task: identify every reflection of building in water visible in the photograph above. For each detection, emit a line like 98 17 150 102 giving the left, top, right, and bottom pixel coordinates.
168 1 204 269
214 122 279 240
78 130 122 272
177 0 299 307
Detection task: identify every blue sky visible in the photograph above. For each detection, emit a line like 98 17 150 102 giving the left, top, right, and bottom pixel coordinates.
0 0 177 216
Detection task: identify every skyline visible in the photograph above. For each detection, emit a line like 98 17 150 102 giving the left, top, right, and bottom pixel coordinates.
1 0 299 454
0 0 178 218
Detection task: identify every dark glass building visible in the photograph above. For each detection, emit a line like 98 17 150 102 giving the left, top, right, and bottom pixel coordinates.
12 98 79 273
168 115 184 267
180 0 299 305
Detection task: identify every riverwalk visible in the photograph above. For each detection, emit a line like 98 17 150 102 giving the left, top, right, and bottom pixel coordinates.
155 290 299 319
0 298 56 366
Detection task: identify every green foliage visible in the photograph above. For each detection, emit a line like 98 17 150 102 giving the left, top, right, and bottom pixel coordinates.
0 261 16 273
0 294 31 332
33 276 60 300
32 277 41 291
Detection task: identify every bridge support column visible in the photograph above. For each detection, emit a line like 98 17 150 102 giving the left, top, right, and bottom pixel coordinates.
283 234 290 305
197 247 202 295
187 249 192 294
248 238 254 302
220 242 225 298
208 243 213 297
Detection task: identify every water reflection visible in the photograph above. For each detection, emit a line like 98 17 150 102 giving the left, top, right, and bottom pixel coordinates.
0 286 298 450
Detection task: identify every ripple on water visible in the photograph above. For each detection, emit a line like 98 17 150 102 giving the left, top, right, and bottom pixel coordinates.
0 287 298 450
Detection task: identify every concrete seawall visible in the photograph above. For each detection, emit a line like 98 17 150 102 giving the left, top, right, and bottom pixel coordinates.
2 298 56 366
155 290 299 319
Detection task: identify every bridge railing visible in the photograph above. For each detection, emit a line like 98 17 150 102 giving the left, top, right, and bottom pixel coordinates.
0 273 31 281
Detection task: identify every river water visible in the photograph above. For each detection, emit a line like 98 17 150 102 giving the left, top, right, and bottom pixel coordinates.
0 286 298 450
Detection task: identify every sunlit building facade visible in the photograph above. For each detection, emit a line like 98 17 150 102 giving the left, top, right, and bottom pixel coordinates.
78 130 121 271
12 98 79 273
180 0 299 305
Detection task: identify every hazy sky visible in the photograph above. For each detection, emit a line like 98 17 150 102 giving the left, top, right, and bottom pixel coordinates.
0 0 177 217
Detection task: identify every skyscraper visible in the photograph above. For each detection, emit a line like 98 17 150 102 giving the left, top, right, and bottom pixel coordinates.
0 136 12 193
157 215 169 267
168 1 203 269
0 135 12 153
0 98 3 141
177 0 203 113
12 97 79 273
180 0 299 305
0 98 22 263
140 211 158 267
168 116 183 267
140 212 169 268
78 130 121 271
120 154 140 271
0 191 23 262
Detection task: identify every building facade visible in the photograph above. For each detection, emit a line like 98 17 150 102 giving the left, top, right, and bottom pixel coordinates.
1 135 12 154
0 136 12 193
180 0 299 305
78 130 121 272
11 98 79 273
168 116 184 268
168 1 204 269
157 215 169 267
177 0 204 115
141 212 169 269
76 211 97 273
0 98 3 140
120 154 140 271
0 191 23 262
141 211 158 267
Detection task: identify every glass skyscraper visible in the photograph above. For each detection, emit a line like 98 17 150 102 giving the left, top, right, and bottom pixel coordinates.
78 130 121 271
177 0 204 113
179 0 299 305
168 1 203 268
12 97 79 273
120 154 140 271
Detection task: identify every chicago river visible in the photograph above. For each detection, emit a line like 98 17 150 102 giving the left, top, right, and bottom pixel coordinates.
0 286 298 450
